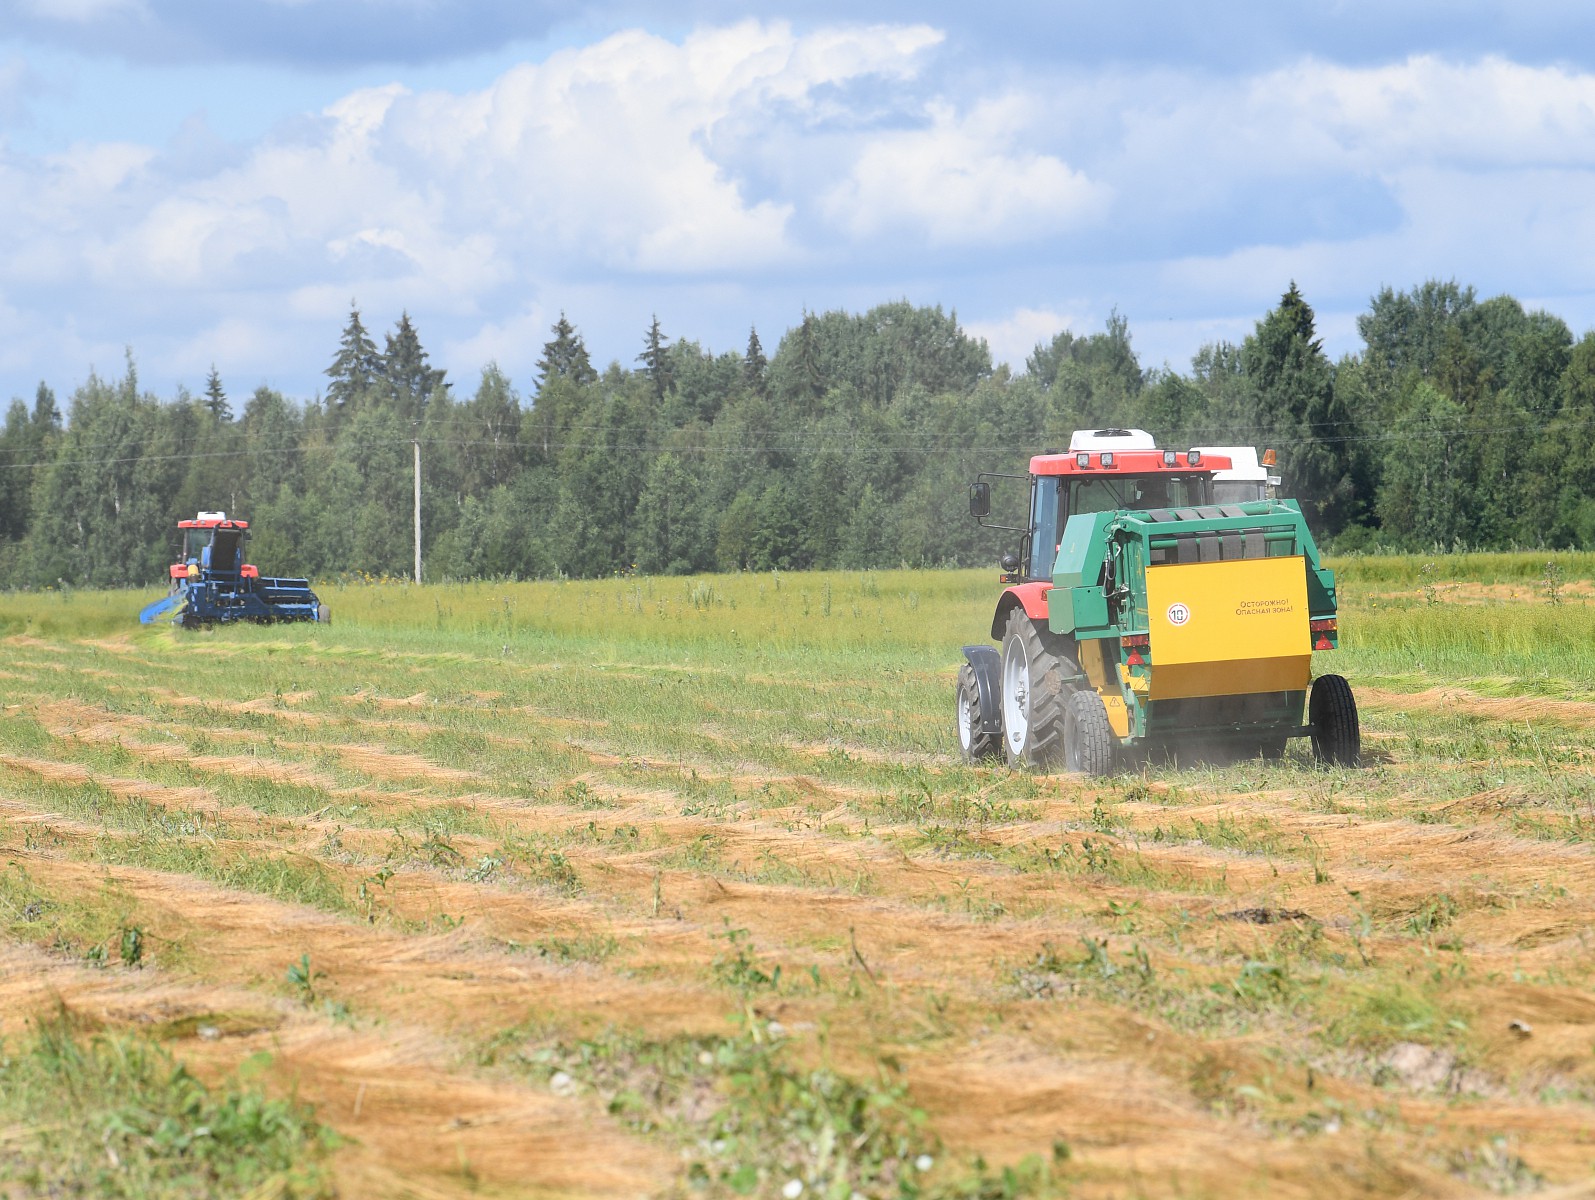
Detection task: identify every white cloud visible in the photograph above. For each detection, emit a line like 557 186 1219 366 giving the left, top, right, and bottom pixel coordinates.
443 304 550 380
964 306 1079 370
824 96 1108 245
19 0 145 20
1280 55 1595 167
15 26 1595 400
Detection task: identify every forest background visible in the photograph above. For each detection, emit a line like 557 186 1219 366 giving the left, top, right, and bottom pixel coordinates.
2 278 1590 589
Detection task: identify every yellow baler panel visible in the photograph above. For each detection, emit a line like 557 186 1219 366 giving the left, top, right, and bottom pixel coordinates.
1144 556 1311 700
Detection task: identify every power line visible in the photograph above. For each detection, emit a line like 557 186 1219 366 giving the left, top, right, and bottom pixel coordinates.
2 411 1594 475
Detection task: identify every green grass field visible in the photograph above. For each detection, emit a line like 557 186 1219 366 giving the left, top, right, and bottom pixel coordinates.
2 553 1595 1198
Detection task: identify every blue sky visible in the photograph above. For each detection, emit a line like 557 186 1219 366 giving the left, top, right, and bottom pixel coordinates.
5 1 1595 405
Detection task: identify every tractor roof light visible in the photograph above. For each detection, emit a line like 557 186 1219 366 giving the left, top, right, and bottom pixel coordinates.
1162 450 1177 467
1186 449 1202 466
1100 452 1115 467
1076 452 1091 468
1261 448 1278 467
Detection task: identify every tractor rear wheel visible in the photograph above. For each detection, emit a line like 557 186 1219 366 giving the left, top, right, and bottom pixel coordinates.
955 662 1000 763
1064 689 1115 777
1309 674 1360 766
999 610 1072 769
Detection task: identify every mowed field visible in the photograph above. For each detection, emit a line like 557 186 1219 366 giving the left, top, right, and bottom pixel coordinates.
5 556 1595 1199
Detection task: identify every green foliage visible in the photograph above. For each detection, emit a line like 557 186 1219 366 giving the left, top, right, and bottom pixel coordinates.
0 1008 336 1198
511 1016 935 1200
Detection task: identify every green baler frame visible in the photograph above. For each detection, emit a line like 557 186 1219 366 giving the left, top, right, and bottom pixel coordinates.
1047 499 1339 745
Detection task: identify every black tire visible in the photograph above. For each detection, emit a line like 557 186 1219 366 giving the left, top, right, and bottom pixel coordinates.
1310 674 1360 766
999 610 1073 769
955 662 1000 762
1064 689 1116 777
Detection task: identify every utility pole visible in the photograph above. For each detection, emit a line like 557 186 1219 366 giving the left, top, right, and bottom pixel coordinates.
412 425 422 584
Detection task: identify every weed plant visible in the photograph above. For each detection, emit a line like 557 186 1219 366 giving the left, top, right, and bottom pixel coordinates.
0 1008 336 1199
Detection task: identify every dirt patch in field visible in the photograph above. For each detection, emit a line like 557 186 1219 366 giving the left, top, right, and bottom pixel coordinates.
0 941 672 1199
1361 685 1595 729
1 634 68 651
330 744 480 785
1369 580 1595 605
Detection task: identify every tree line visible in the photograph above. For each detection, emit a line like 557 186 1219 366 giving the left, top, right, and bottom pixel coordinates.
1 279 1591 590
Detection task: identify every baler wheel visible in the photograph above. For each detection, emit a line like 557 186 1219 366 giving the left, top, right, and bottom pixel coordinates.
1309 674 1360 766
955 662 1000 762
1064 690 1115 777
999 610 1071 769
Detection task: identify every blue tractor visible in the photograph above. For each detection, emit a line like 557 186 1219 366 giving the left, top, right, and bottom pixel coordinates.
138 512 328 628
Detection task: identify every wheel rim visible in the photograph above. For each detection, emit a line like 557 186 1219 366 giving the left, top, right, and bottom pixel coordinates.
957 682 976 751
1003 644 1030 754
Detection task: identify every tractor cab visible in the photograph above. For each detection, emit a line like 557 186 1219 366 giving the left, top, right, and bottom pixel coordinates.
970 429 1232 583
171 512 255 583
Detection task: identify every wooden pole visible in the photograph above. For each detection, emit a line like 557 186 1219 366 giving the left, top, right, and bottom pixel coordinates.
413 430 422 584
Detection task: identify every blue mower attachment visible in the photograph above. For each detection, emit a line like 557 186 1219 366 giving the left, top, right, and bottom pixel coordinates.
138 511 329 628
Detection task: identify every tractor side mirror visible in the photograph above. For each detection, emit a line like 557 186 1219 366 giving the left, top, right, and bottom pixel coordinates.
969 481 991 518
1000 551 1020 573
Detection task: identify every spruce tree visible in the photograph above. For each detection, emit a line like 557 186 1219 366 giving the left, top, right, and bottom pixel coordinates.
1241 283 1357 533
31 382 60 433
536 313 597 388
383 311 448 416
203 364 231 421
325 302 381 413
638 315 671 403
743 326 768 396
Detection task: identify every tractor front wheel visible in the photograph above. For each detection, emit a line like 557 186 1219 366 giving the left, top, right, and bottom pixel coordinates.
1000 610 1071 769
1309 674 1360 766
1064 689 1115 777
955 662 1000 763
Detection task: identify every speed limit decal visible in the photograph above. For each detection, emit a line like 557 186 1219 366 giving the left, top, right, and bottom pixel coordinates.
1166 602 1191 627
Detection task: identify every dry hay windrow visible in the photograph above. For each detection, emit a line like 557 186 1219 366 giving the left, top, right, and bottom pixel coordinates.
1360 684 1595 729
0 939 672 1199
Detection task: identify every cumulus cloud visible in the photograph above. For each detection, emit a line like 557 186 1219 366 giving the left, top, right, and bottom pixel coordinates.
0 20 960 390
18 0 146 21
824 96 1107 246
963 306 1079 370
10 24 1595 399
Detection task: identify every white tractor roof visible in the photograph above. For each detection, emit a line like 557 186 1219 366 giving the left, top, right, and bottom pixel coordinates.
1192 446 1264 481
1067 428 1157 452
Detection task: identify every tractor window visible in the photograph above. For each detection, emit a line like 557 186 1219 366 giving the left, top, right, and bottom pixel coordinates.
1069 477 1137 515
1212 480 1266 504
1027 476 1061 579
1071 474 1213 512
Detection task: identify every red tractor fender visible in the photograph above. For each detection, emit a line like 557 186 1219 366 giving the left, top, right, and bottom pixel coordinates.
990 581 1052 641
